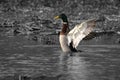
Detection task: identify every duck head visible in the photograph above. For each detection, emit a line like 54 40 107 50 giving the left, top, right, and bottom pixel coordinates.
54 14 68 23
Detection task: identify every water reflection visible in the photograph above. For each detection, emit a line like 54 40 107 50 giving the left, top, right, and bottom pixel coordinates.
59 52 91 80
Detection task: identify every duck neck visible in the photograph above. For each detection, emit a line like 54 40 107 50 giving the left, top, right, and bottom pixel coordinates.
60 22 69 35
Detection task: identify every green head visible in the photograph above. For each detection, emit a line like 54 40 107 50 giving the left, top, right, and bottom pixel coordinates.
54 14 68 23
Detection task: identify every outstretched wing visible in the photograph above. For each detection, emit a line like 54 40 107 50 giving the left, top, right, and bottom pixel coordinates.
67 19 96 48
83 31 115 40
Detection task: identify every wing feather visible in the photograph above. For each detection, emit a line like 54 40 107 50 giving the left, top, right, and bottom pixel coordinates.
67 19 96 48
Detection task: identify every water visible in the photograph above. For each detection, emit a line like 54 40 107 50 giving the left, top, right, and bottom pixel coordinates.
0 35 120 80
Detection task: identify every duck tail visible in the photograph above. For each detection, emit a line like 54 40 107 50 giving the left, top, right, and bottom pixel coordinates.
69 41 78 52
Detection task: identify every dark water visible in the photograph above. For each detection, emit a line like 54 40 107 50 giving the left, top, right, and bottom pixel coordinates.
0 35 120 80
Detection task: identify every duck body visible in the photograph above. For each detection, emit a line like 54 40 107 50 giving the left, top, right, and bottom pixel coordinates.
59 23 76 52
59 34 71 52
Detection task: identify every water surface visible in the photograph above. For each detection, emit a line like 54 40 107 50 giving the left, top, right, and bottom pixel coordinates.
0 35 120 80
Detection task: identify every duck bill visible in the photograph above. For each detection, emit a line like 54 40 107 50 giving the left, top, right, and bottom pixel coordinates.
54 16 60 19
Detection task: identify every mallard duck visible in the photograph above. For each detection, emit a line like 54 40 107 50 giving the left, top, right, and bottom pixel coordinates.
54 14 104 53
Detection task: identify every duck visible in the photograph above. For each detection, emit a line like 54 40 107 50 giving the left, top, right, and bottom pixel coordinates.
54 14 104 53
